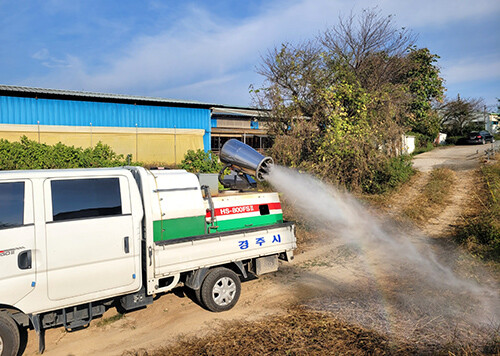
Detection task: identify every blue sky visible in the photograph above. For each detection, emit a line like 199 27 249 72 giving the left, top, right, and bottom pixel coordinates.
1 0 499 110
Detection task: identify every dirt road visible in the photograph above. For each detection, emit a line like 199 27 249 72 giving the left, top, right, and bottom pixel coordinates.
24 143 499 355
408 142 497 237
412 142 497 172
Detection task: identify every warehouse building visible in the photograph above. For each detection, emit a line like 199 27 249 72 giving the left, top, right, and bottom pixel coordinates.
210 107 272 153
0 85 270 164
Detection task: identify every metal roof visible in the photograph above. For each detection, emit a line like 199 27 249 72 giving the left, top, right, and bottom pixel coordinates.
0 84 217 108
211 107 268 117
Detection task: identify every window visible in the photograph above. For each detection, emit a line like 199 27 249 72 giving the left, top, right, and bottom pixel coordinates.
0 182 24 229
259 204 270 216
51 178 122 221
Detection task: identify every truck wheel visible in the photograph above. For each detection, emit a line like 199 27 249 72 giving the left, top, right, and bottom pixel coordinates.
194 288 203 307
200 268 241 312
0 313 20 356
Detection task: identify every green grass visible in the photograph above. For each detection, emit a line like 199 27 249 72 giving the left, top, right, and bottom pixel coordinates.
411 141 435 156
96 313 124 327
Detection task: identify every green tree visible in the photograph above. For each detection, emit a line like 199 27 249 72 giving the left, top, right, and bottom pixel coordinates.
404 48 444 139
253 9 437 192
440 95 484 137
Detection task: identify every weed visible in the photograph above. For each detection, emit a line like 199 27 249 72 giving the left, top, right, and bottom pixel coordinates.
403 168 455 223
455 157 500 262
96 313 124 327
121 306 498 356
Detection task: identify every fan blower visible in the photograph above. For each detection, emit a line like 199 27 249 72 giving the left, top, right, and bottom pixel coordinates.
218 139 273 189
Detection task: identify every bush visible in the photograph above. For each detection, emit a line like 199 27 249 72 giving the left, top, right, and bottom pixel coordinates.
179 149 223 173
363 155 415 194
0 136 132 170
412 141 435 155
445 136 466 145
406 131 435 152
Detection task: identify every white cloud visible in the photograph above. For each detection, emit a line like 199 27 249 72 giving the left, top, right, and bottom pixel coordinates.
32 48 74 68
32 48 50 60
375 0 500 28
442 56 500 84
24 0 500 105
29 0 351 103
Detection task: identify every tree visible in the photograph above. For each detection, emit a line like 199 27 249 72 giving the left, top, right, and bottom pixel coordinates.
321 8 416 91
404 48 444 139
440 95 484 137
253 9 443 192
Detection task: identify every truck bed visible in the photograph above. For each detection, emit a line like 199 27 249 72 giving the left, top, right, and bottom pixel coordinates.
153 222 295 277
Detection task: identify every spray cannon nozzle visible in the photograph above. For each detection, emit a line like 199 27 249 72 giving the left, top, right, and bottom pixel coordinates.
219 139 274 185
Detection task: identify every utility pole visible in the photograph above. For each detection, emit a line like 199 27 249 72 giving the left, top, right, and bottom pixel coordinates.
483 105 488 131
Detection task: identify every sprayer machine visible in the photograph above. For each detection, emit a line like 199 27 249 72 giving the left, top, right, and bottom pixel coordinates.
218 139 274 190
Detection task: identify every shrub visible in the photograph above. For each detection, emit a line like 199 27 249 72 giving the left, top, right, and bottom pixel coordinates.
445 136 465 145
363 155 415 194
0 136 132 170
406 131 436 154
179 149 223 173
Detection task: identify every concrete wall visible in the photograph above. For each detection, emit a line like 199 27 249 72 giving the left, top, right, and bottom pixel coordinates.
402 135 415 154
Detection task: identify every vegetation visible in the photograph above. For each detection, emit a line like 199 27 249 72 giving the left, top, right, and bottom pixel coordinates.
122 306 497 356
440 94 484 137
407 131 436 154
253 9 443 193
0 136 133 170
123 307 392 356
364 155 414 194
179 149 223 174
455 158 500 261
403 168 455 223
96 313 124 327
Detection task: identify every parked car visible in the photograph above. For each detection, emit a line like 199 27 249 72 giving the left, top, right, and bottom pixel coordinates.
467 130 495 144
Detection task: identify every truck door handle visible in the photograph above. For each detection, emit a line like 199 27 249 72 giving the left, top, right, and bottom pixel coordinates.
124 236 130 254
18 250 32 270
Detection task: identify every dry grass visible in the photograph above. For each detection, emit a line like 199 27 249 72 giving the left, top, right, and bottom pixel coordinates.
122 307 392 356
454 154 500 262
122 306 499 356
403 168 455 224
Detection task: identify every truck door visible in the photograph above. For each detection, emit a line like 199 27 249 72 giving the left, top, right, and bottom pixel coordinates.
44 176 140 301
0 180 36 305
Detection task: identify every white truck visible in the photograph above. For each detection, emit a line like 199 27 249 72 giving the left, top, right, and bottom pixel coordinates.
0 140 296 355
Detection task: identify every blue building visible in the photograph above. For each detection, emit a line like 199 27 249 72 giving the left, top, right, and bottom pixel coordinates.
0 85 215 164
0 85 270 164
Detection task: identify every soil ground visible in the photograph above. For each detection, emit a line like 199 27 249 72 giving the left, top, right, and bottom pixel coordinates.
24 143 500 355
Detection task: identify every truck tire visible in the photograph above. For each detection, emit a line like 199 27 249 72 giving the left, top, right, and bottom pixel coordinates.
0 313 20 356
194 288 203 307
200 268 241 312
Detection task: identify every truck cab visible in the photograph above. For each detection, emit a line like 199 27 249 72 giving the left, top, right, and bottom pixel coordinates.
0 168 144 315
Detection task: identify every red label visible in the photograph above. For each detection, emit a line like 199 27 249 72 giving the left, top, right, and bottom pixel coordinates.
206 202 281 218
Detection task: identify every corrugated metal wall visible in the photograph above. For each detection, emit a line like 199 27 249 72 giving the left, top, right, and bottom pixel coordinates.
0 96 211 149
